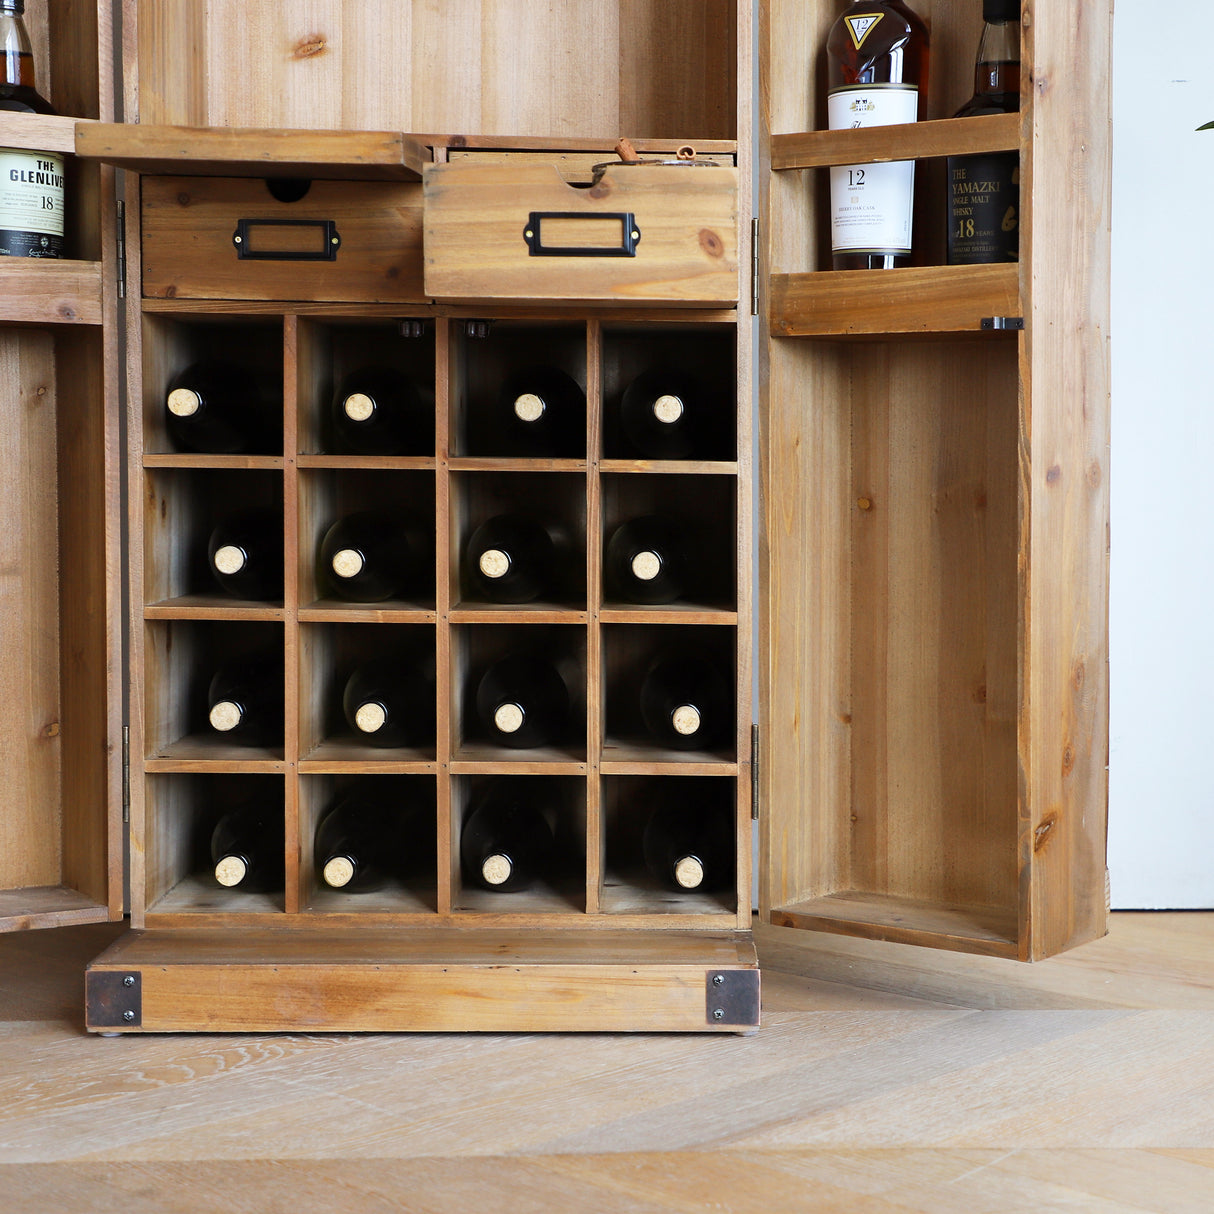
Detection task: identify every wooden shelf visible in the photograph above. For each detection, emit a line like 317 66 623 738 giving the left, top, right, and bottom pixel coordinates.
448 457 588 473
600 459 739 476
450 604 589 624
3 113 95 155
144 597 286 620
0 885 111 932
0 259 104 326
770 263 1021 338
771 113 1019 171
601 738 738 773
300 739 437 771
143 454 285 469
298 601 437 624
600 604 738 625
600 870 736 917
147 734 286 770
298 455 436 470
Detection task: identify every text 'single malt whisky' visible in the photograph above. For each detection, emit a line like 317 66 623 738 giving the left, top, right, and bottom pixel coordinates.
825 1 929 269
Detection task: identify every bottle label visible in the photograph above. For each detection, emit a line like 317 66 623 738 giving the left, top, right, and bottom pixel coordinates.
844 13 885 51
0 148 64 258
827 86 918 257
947 152 1019 264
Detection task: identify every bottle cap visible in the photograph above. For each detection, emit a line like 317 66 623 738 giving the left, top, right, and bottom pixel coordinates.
167 387 202 418
482 854 513 886
514 393 546 423
209 700 244 732
984 0 1020 21
343 392 376 423
354 701 387 734
332 547 365 579
323 856 356 888
674 855 705 889
0 2 27 16
213 544 248 575
493 702 525 734
652 394 684 425
479 548 512 579
631 550 662 581
671 704 702 737
214 855 248 887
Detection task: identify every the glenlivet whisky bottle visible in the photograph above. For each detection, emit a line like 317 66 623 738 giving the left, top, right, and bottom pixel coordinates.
947 0 1021 265
826 1 930 270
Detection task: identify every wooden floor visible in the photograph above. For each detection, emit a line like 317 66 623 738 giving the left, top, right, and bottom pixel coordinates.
1 913 1211 1211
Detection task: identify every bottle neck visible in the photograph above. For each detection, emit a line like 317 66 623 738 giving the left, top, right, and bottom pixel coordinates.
973 19 1021 98
1 12 35 88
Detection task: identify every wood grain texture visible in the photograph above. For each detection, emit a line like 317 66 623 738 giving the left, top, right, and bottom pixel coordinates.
0 261 104 327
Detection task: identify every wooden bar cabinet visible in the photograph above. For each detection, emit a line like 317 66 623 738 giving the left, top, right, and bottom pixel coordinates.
0 0 1112 1033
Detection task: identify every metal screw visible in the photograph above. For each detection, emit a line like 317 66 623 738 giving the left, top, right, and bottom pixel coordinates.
234 235 242 244
712 974 725 986
712 1008 725 1021
122 1010 135 1022
123 975 135 987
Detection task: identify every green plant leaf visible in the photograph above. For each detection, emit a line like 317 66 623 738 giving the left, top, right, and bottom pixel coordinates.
1200 121 1214 130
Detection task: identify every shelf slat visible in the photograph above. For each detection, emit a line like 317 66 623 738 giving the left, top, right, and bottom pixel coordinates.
771 112 1020 171
770 263 1020 338
0 259 103 326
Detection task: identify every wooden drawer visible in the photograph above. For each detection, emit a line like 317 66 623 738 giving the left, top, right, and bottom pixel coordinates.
141 176 426 304
423 161 738 306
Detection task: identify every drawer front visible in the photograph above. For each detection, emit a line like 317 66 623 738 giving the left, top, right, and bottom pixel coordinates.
141 177 425 303
423 162 738 306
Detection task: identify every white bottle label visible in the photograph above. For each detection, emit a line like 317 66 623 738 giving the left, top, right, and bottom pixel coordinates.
0 149 65 255
826 86 918 257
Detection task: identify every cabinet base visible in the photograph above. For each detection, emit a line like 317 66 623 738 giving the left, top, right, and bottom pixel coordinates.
85 927 759 1033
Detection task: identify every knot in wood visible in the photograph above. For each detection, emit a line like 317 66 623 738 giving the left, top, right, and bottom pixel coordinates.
294 34 328 59
1033 813 1058 853
699 228 725 258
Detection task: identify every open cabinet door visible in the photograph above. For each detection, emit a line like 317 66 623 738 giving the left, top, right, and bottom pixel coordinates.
758 0 1112 961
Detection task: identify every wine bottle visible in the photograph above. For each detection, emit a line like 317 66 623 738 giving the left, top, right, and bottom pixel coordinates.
330 366 432 456
474 654 571 749
641 784 734 893
639 655 733 751
205 657 283 747
342 658 435 748
211 797 285 893
1 2 64 260
320 510 428 602
947 0 1021 265
315 784 432 893
207 509 283 601
460 779 557 892
496 366 586 456
826 2 930 270
618 369 715 460
463 513 563 604
605 515 690 605
165 361 272 455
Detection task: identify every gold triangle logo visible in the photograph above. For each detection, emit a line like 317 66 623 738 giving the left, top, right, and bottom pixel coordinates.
845 13 885 50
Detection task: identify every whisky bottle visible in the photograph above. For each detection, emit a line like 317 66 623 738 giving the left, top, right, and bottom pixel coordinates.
330 367 432 456
826 1 930 270
605 515 691 605
641 782 734 893
460 779 557 892
208 509 283 601
315 784 433 892
320 510 429 603
1 2 64 259
474 654 572 749
947 0 1021 265
342 658 435 749
618 369 718 460
496 366 586 457
463 513 564 604
211 797 285 892
165 361 274 454
206 657 284 747
639 654 733 751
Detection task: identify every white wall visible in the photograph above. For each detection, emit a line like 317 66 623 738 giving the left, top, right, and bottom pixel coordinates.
1109 1 1214 907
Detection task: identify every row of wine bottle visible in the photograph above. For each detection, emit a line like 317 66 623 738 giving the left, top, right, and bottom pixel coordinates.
163 361 730 459
202 651 732 752
209 778 735 896
203 509 722 606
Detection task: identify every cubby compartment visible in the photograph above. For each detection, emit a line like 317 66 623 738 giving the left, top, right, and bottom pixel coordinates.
451 624 587 766
600 776 738 917
143 772 287 917
601 324 737 463
299 622 437 765
140 315 284 457
449 470 587 614
301 773 438 914
296 317 436 459
600 472 737 616
452 774 586 916
142 468 283 611
298 467 436 613
449 321 587 460
143 620 285 764
601 625 737 766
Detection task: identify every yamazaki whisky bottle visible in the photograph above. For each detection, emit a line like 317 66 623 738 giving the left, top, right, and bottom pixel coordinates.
826 1 930 270
947 0 1021 265
1 0 65 259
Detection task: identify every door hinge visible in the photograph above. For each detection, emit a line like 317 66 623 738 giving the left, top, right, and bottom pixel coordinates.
750 217 760 317
122 725 130 824
115 199 127 300
750 722 759 821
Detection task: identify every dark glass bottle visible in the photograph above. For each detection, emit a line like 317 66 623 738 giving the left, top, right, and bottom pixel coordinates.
618 370 716 460
947 0 1021 265
211 797 285 893
165 361 274 455
342 658 435 749
474 654 571 749
826 1 930 270
205 657 283 748
496 366 586 457
639 655 733 752
330 366 432 456
315 784 432 893
0 1 52 113
641 783 735 893
319 510 428 603
460 779 557 892
605 515 690 605
207 509 283 601
463 513 563 604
